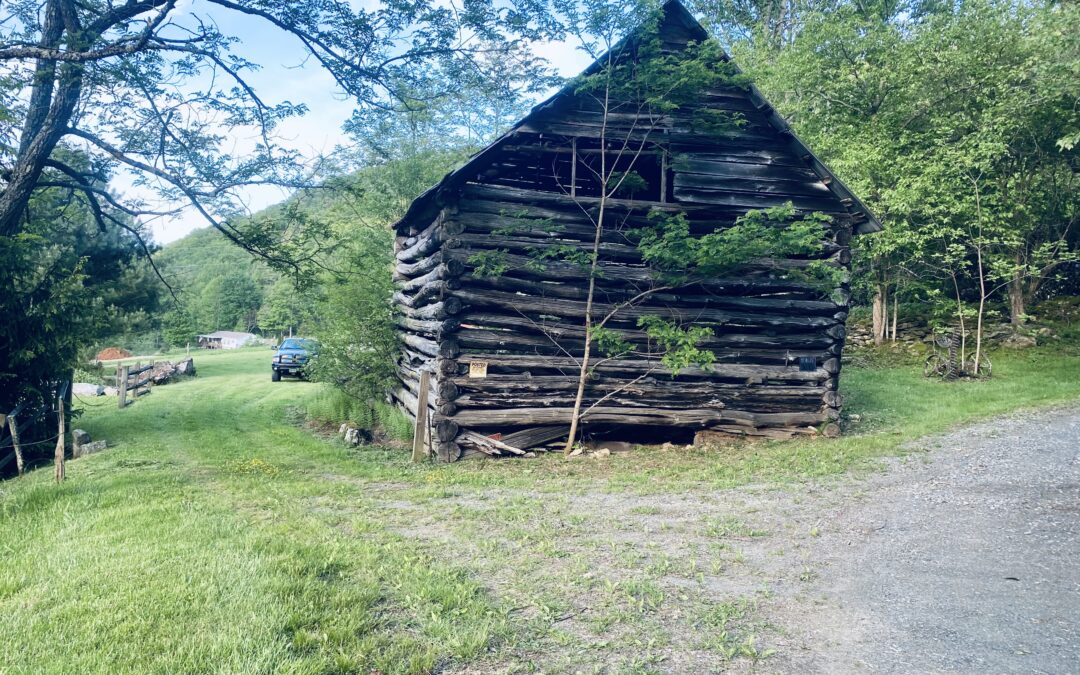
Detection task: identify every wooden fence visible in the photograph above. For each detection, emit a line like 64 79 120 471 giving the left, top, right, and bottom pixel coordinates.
113 362 154 409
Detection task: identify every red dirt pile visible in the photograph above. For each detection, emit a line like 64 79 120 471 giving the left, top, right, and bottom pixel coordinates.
95 347 132 361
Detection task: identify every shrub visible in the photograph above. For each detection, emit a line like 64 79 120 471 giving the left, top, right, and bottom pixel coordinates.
73 365 106 386
304 389 412 442
375 403 413 442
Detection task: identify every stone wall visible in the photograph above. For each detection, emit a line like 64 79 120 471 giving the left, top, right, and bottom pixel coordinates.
847 319 1034 351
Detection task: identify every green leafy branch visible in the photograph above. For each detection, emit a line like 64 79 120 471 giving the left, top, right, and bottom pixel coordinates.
638 203 837 289
526 244 594 272
493 209 562 236
467 249 509 278
592 316 716 376
637 316 716 374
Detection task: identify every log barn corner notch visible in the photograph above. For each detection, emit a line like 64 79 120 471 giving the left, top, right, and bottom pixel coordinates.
390 0 881 461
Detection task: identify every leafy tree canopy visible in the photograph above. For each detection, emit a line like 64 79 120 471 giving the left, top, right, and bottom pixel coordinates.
706 0 1078 329
0 0 554 279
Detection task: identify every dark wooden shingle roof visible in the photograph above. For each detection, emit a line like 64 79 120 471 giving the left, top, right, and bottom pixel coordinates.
395 0 881 235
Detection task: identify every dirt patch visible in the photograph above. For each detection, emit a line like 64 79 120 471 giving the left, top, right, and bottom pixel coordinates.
95 347 132 361
361 481 843 673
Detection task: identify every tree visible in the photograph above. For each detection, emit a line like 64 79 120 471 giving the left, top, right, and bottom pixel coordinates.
889 1 1078 331
310 225 398 405
690 0 825 51
0 0 551 280
197 272 261 332
162 307 196 348
555 2 740 451
1 179 160 478
309 146 473 409
305 48 549 411
258 277 317 339
734 0 1078 355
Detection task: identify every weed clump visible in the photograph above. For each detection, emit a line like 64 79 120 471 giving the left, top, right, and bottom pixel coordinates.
304 388 412 442
224 458 282 478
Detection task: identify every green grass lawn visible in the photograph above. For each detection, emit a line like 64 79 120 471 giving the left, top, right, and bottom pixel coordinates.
1 346 1078 673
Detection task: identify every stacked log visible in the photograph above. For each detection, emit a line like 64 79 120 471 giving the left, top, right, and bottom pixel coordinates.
391 175 853 459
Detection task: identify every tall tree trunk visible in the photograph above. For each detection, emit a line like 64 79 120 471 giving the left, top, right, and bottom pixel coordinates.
17 1 63 158
564 72 611 455
974 246 987 376
890 285 899 342
563 226 601 454
1008 273 1026 326
0 0 85 237
872 284 886 345
971 183 987 376
951 272 966 365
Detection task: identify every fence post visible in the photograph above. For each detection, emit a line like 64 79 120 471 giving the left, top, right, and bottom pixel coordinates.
7 413 24 477
411 370 431 462
54 395 65 483
118 365 129 409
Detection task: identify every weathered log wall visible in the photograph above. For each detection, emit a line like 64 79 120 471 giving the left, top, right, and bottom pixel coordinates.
391 170 853 459
388 2 871 459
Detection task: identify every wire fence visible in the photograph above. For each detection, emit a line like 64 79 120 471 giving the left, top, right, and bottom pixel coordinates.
1 380 71 480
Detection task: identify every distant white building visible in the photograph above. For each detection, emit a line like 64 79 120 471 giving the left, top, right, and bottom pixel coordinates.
197 331 259 350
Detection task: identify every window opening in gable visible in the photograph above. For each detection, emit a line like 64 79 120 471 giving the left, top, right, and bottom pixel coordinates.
478 136 674 204
539 138 670 203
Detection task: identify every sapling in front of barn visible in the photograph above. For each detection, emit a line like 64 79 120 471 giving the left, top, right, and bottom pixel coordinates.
390 0 880 461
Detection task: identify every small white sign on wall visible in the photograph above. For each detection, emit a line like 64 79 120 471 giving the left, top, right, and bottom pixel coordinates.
468 361 489 379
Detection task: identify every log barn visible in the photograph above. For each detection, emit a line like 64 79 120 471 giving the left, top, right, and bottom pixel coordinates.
390 0 881 461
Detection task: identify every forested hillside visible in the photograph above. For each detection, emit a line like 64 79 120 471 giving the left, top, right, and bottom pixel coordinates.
150 142 476 351
156 225 300 342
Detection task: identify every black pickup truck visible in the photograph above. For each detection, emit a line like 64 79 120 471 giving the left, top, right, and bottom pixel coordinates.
271 338 317 381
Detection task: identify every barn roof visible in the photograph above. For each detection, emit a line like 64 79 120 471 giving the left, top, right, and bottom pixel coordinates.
395 0 881 235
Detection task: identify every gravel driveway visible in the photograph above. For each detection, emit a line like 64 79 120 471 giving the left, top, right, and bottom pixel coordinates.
374 404 1080 673
778 404 1080 674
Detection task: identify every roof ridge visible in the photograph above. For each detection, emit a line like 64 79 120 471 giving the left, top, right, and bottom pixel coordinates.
394 0 881 234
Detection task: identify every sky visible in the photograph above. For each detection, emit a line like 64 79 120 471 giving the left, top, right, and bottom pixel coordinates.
142 1 594 245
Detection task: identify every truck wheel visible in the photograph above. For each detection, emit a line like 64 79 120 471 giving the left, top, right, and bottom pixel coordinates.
272 370 281 382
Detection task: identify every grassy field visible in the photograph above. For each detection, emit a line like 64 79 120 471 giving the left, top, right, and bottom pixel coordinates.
1 346 1079 673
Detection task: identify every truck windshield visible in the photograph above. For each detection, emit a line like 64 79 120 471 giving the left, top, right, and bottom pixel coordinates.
280 339 315 350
